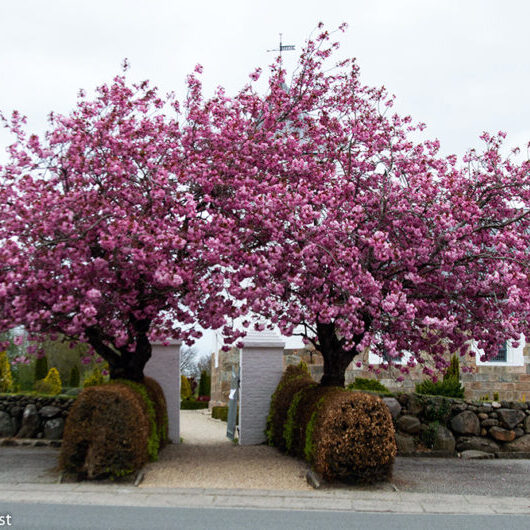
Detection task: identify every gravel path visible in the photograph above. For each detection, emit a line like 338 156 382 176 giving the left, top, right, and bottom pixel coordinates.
140 410 311 490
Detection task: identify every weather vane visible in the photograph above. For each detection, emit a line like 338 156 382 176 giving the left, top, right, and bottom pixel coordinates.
267 33 295 58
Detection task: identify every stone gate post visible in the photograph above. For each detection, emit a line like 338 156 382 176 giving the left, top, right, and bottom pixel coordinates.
239 330 285 445
145 340 181 443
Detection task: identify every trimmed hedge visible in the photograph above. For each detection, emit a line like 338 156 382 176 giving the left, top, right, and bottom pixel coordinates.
143 376 169 447
60 383 150 479
308 390 396 482
60 376 169 479
211 405 229 422
180 398 209 410
267 367 397 483
265 363 313 450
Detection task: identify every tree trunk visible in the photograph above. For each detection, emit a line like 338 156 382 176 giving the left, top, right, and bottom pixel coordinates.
320 348 354 387
316 321 360 387
86 318 152 382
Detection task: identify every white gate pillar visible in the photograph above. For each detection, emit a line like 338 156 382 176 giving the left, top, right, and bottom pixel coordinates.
145 340 181 443
239 330 285 445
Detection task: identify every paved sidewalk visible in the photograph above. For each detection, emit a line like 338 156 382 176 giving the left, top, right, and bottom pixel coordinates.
0 482 529 515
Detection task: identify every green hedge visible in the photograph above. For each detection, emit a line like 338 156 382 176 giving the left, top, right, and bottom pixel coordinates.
211 406 229 421
347 377 392 394
180 398 209 410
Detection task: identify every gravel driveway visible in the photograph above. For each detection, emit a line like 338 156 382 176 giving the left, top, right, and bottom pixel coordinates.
139 410 312 490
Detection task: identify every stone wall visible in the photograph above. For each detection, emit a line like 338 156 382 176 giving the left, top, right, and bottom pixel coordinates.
210 344 530 407
293 346 530 403
384 393 530 456
209 348 240 408
0 395 75 440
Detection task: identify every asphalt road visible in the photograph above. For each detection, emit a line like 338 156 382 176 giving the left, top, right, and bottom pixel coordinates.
1 503 529 530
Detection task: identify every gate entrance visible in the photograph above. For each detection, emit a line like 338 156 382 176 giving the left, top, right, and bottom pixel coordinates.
145 330 285 445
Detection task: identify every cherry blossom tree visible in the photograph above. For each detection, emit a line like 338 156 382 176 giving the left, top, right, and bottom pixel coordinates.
192 25 530 386
0 69 244 381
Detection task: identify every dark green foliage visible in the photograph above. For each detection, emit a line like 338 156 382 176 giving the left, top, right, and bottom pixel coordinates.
444 355 460 381
347 377 392 394
422 396 452 424
180 399 209 410
34 356 48 382
115 379 160 462
198 370 211 397
265 363 313 449
421 421 440 448
211 406 229 422
69 366 80 387
415 377 465 399
143 376 169 447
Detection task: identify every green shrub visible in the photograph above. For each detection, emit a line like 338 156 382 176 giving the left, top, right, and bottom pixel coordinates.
34 367 62 395
143 376 169 447
265 363 313 449
422 396 451 424
0 350 14 393
444 355 460 381
34 356 48 382
347 377 391 394
180 398 209 410
60 383 150 479
198 370 211 397
69 365 80 387
180 375 192 400
83 367 105 388
421 421 440 448
415 377 464 399
211 406 229 422
115 379 160 462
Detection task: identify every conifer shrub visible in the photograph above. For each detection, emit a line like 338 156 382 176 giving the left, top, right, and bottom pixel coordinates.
444 355 460 381
83 367 105 388
60 383 150 479
415 377 464 398
34 367 62 395
265 363 313 449
0 351 14 393
69 365 81 387
307 389 396 482
198 370 211 398
180 375 192 400
34 356 48 382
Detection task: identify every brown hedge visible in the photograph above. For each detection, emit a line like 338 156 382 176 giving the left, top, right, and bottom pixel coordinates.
143 376 169 447
266 364 313 450
60 383 150 479
309 389 397 483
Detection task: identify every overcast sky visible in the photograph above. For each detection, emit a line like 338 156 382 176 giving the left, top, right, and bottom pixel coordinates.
1 0 529 353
